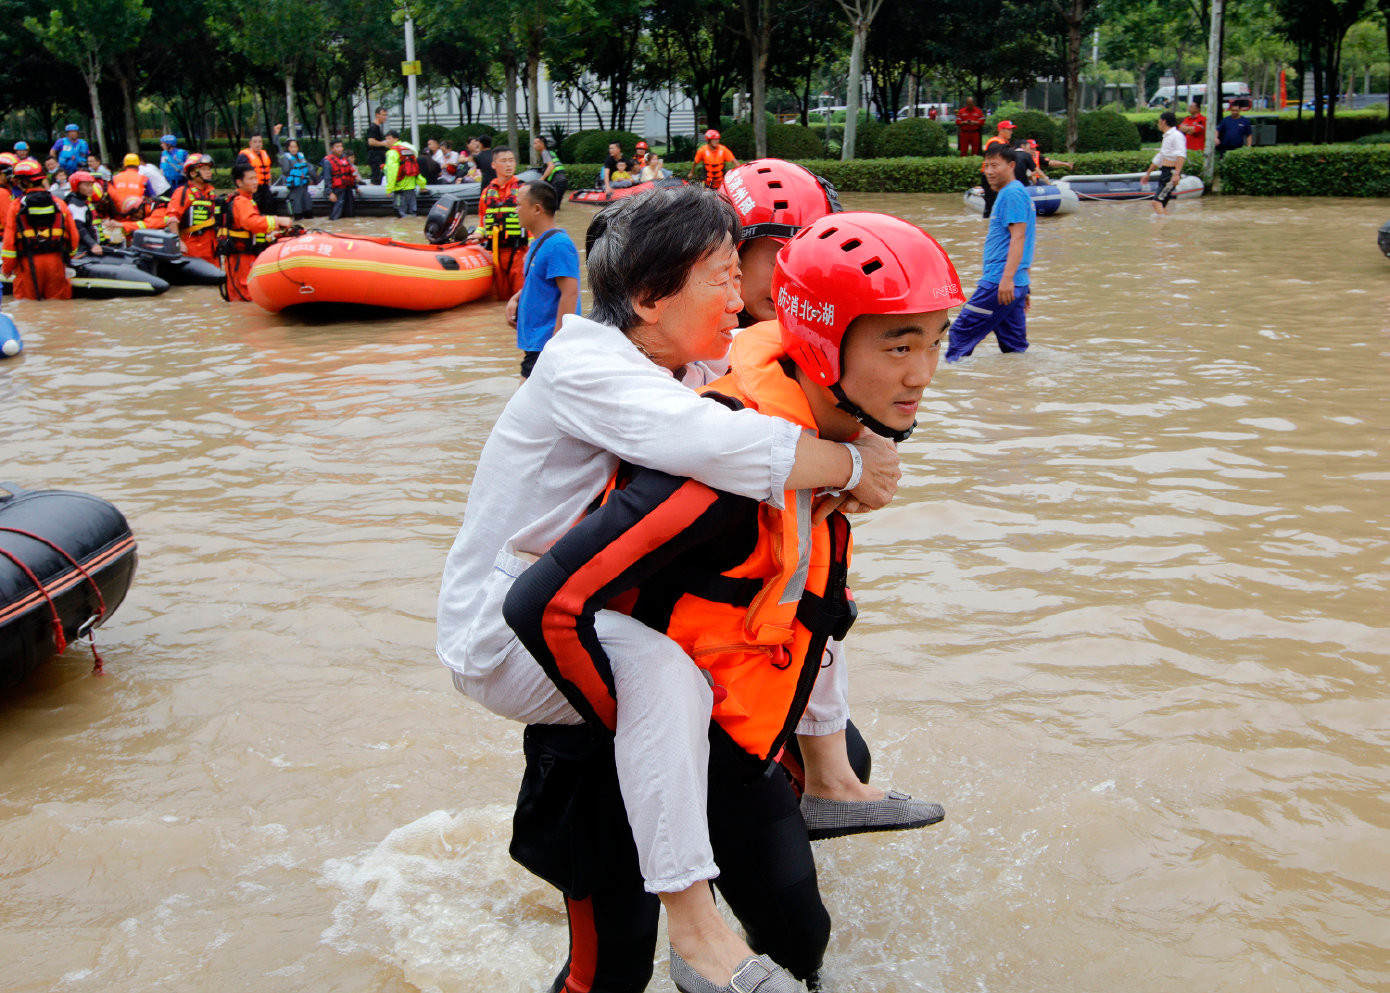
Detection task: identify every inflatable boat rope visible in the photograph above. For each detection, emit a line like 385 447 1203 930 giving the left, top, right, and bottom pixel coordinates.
0 525 109 673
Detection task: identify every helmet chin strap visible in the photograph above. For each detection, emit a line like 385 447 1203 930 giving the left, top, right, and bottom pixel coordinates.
830 383 915 443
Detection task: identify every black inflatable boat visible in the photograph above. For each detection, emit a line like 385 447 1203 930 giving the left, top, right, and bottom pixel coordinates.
0 485 138 688
1379 220 1390 259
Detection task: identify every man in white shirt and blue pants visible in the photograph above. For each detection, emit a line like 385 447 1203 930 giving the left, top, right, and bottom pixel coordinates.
1141 111 1187 215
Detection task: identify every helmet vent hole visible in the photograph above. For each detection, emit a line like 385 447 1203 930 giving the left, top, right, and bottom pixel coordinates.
817 227 837 239
773 199 789 210
767 180 782 188
841 238 862 252
861 258 883 275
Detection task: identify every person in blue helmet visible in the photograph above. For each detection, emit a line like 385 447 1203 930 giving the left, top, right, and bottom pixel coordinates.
11 141 31 163
159 135 188 189
51 125 90 174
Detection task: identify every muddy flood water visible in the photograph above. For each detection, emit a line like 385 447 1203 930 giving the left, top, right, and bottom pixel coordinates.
2 193 1388 993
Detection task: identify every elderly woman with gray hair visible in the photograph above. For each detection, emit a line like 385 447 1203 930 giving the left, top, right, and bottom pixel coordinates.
437 185 897 993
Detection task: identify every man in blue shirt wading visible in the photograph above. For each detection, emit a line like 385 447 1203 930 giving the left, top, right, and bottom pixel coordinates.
946 142 1037 362
506 180 580 378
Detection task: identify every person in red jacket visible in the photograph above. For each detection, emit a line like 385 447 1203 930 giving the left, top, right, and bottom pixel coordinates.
955 96 985 156
217 161 292 302
1179 101 1207 153
164 154 219 262
2 159 79 299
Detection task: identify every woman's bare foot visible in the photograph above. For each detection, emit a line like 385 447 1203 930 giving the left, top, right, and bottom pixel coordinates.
661 883 754 986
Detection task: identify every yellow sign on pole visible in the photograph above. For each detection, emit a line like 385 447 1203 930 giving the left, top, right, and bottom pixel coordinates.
401 60 422 76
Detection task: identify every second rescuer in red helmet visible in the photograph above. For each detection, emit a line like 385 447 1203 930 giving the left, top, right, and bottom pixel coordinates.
773 211 966 442
718 158 840 325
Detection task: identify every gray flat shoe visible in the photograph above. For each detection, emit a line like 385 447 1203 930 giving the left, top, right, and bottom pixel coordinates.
800 789 945 841
670 946 802 993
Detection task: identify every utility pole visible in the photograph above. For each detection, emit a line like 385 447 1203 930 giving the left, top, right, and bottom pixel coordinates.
1202 0 1223 187
403 12 421 150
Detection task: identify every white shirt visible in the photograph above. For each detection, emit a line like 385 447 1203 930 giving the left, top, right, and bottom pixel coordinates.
1152 128 1187 166
138 162 170 195
436 314 801 680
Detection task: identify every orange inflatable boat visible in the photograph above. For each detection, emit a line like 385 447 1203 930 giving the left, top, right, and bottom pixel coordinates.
247 233 494 312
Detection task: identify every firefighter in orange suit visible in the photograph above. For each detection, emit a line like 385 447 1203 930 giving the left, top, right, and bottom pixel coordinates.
0 152 17 242
466 145 528 300
217 161 292 302
2 159 79 299
164 154 219 262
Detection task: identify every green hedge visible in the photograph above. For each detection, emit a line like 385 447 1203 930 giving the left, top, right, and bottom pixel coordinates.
780 151 1205 193
1076 109 1141 152
563 129 646 165
1218 143 1390 196
879 118 950 158
717 121 826 160
988 110 1058 152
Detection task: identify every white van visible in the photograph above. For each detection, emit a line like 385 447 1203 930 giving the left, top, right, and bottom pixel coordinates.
1147 81 1250 108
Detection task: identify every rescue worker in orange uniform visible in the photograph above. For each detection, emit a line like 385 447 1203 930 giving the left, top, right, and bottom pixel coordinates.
163 153 219 262
955 96 985 156
0 153 17 242
688 128 739 189
2 159 80 300
217 161 292 302
99 152 163 240
467 145 528 300
235 129 276 213
504 211 962 993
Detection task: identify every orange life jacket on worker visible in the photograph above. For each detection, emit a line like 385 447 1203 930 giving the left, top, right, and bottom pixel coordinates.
564 322 854 765
391 143 420 178
238 146 272 187
8 190 76 256
168 181 217 235
984 134 1012 152
326 154 358 189
105 168 149 220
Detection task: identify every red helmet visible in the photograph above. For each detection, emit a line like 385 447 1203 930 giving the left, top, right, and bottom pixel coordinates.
773 211 965 388
704 129 720 140
68 170 95 190
13 159 43 180
0 152 16 170
636 140 649 150
184 153 210 174
719 159 840 246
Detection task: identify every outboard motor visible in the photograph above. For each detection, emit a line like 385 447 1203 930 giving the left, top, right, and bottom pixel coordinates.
129 228 184 260
424 194 471 245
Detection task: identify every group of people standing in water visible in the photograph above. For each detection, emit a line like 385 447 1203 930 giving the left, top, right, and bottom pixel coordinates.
436 157 981 993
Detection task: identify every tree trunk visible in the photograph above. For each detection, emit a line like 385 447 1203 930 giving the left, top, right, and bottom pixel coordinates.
116 69 139 153
85 69 111 165
284 73 296 138
842 22 867 160
1202 0 1222 185
527 43 541 167
1061 0 1085 152
742 0 773 158
504 59 519 153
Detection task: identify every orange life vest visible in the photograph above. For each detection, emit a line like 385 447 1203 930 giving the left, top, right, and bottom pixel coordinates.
106 169 148 219
327 154 357 189
584 322 854 763
238 147 272 187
